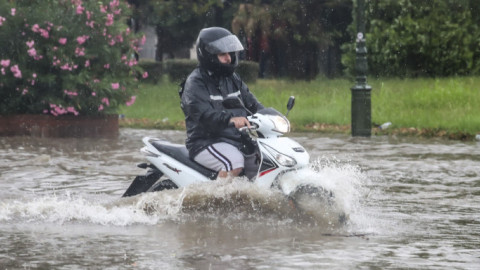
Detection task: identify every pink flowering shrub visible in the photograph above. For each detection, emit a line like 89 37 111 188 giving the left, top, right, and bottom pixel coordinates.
0 0 145 116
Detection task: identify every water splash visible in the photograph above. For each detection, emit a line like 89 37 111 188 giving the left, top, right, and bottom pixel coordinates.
0 192 160 226
0 156 371 233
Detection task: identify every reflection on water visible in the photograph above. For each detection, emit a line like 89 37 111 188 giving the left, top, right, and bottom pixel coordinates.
0 129 479 269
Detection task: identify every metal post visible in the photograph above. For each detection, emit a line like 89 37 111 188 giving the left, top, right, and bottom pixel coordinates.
351 0 372 137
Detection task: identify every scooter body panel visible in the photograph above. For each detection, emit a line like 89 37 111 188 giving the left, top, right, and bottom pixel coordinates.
141 137 212 187
253 137 310 189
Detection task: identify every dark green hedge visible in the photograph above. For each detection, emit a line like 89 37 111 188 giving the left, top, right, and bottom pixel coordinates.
342 0 480 77
163 59 198 83
163 59 259 83
236 61 259 83
138 59 163 84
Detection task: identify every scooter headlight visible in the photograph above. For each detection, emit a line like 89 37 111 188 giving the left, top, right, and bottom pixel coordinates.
263 143 296 167
270 115 290 133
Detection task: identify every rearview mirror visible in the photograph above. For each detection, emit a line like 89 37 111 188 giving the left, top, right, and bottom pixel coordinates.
286 96 295 116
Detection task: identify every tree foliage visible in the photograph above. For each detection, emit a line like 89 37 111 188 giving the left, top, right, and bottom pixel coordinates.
232 0 352 79
343 0 480 77
129 0 224 60
129 0 351 79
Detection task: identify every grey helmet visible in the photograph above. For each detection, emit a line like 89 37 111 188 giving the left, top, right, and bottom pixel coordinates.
196 27 244 76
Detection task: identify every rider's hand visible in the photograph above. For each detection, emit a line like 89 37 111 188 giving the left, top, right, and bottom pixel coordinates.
229 117 251 129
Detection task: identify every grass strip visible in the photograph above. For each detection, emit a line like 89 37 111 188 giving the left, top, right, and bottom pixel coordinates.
119 76 480 140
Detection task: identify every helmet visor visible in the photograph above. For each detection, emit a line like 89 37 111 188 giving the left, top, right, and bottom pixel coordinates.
204 35 244 54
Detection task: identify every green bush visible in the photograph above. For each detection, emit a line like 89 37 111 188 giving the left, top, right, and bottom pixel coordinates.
138 59 163 84
163 59 259 83
163 59 197 84
237 61 259 83
342 0 480 77
0 0 146 116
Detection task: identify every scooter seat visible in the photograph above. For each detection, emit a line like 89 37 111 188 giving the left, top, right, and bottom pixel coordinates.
150 141 217 180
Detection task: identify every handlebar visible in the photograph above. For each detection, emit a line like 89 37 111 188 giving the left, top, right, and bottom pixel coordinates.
239 126 255 132
239 125 258 138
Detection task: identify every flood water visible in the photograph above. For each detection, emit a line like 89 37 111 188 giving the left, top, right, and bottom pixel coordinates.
1 128 479 269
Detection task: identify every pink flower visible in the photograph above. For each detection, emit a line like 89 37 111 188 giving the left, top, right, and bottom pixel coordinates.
86 11 92 20
101 97 110 106
59 38 67 45
110 0 120 9
142 72 148 79
0 16 6 26
32 24 40 32
76 35 89 45
100 5 107 13
91 92 96 96
104 63 110 69
111 82 119 90
85 60 90 67
128 59 137 67
26 40 35 48
75 47 85 56
32 73 37 78
60 63 72 71
67 107 79 116
48 104 67 116
11 8 16 16
86 21 95 28
76 5 85 15
39 29 49 38
98 104 104 111
125 96 136 106
1 68 5 75
105 14 114 26
28 48 37 57
10 65 22 78
1 59 10 67
141 35 146 45
108 39 115 46
64 90 78 96
22 88 28 95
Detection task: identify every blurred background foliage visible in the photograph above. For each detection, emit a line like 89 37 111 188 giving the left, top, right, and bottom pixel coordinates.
128 0 480 79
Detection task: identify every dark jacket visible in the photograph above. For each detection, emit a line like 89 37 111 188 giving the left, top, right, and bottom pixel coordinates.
180 67 264 158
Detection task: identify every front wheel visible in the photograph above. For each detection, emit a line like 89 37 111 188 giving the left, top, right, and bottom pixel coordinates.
289 185 347 226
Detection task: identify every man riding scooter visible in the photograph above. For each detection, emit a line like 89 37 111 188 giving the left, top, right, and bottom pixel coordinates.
180 27 264 179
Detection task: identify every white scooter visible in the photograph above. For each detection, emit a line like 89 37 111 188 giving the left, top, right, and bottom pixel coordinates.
122 97 343 222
